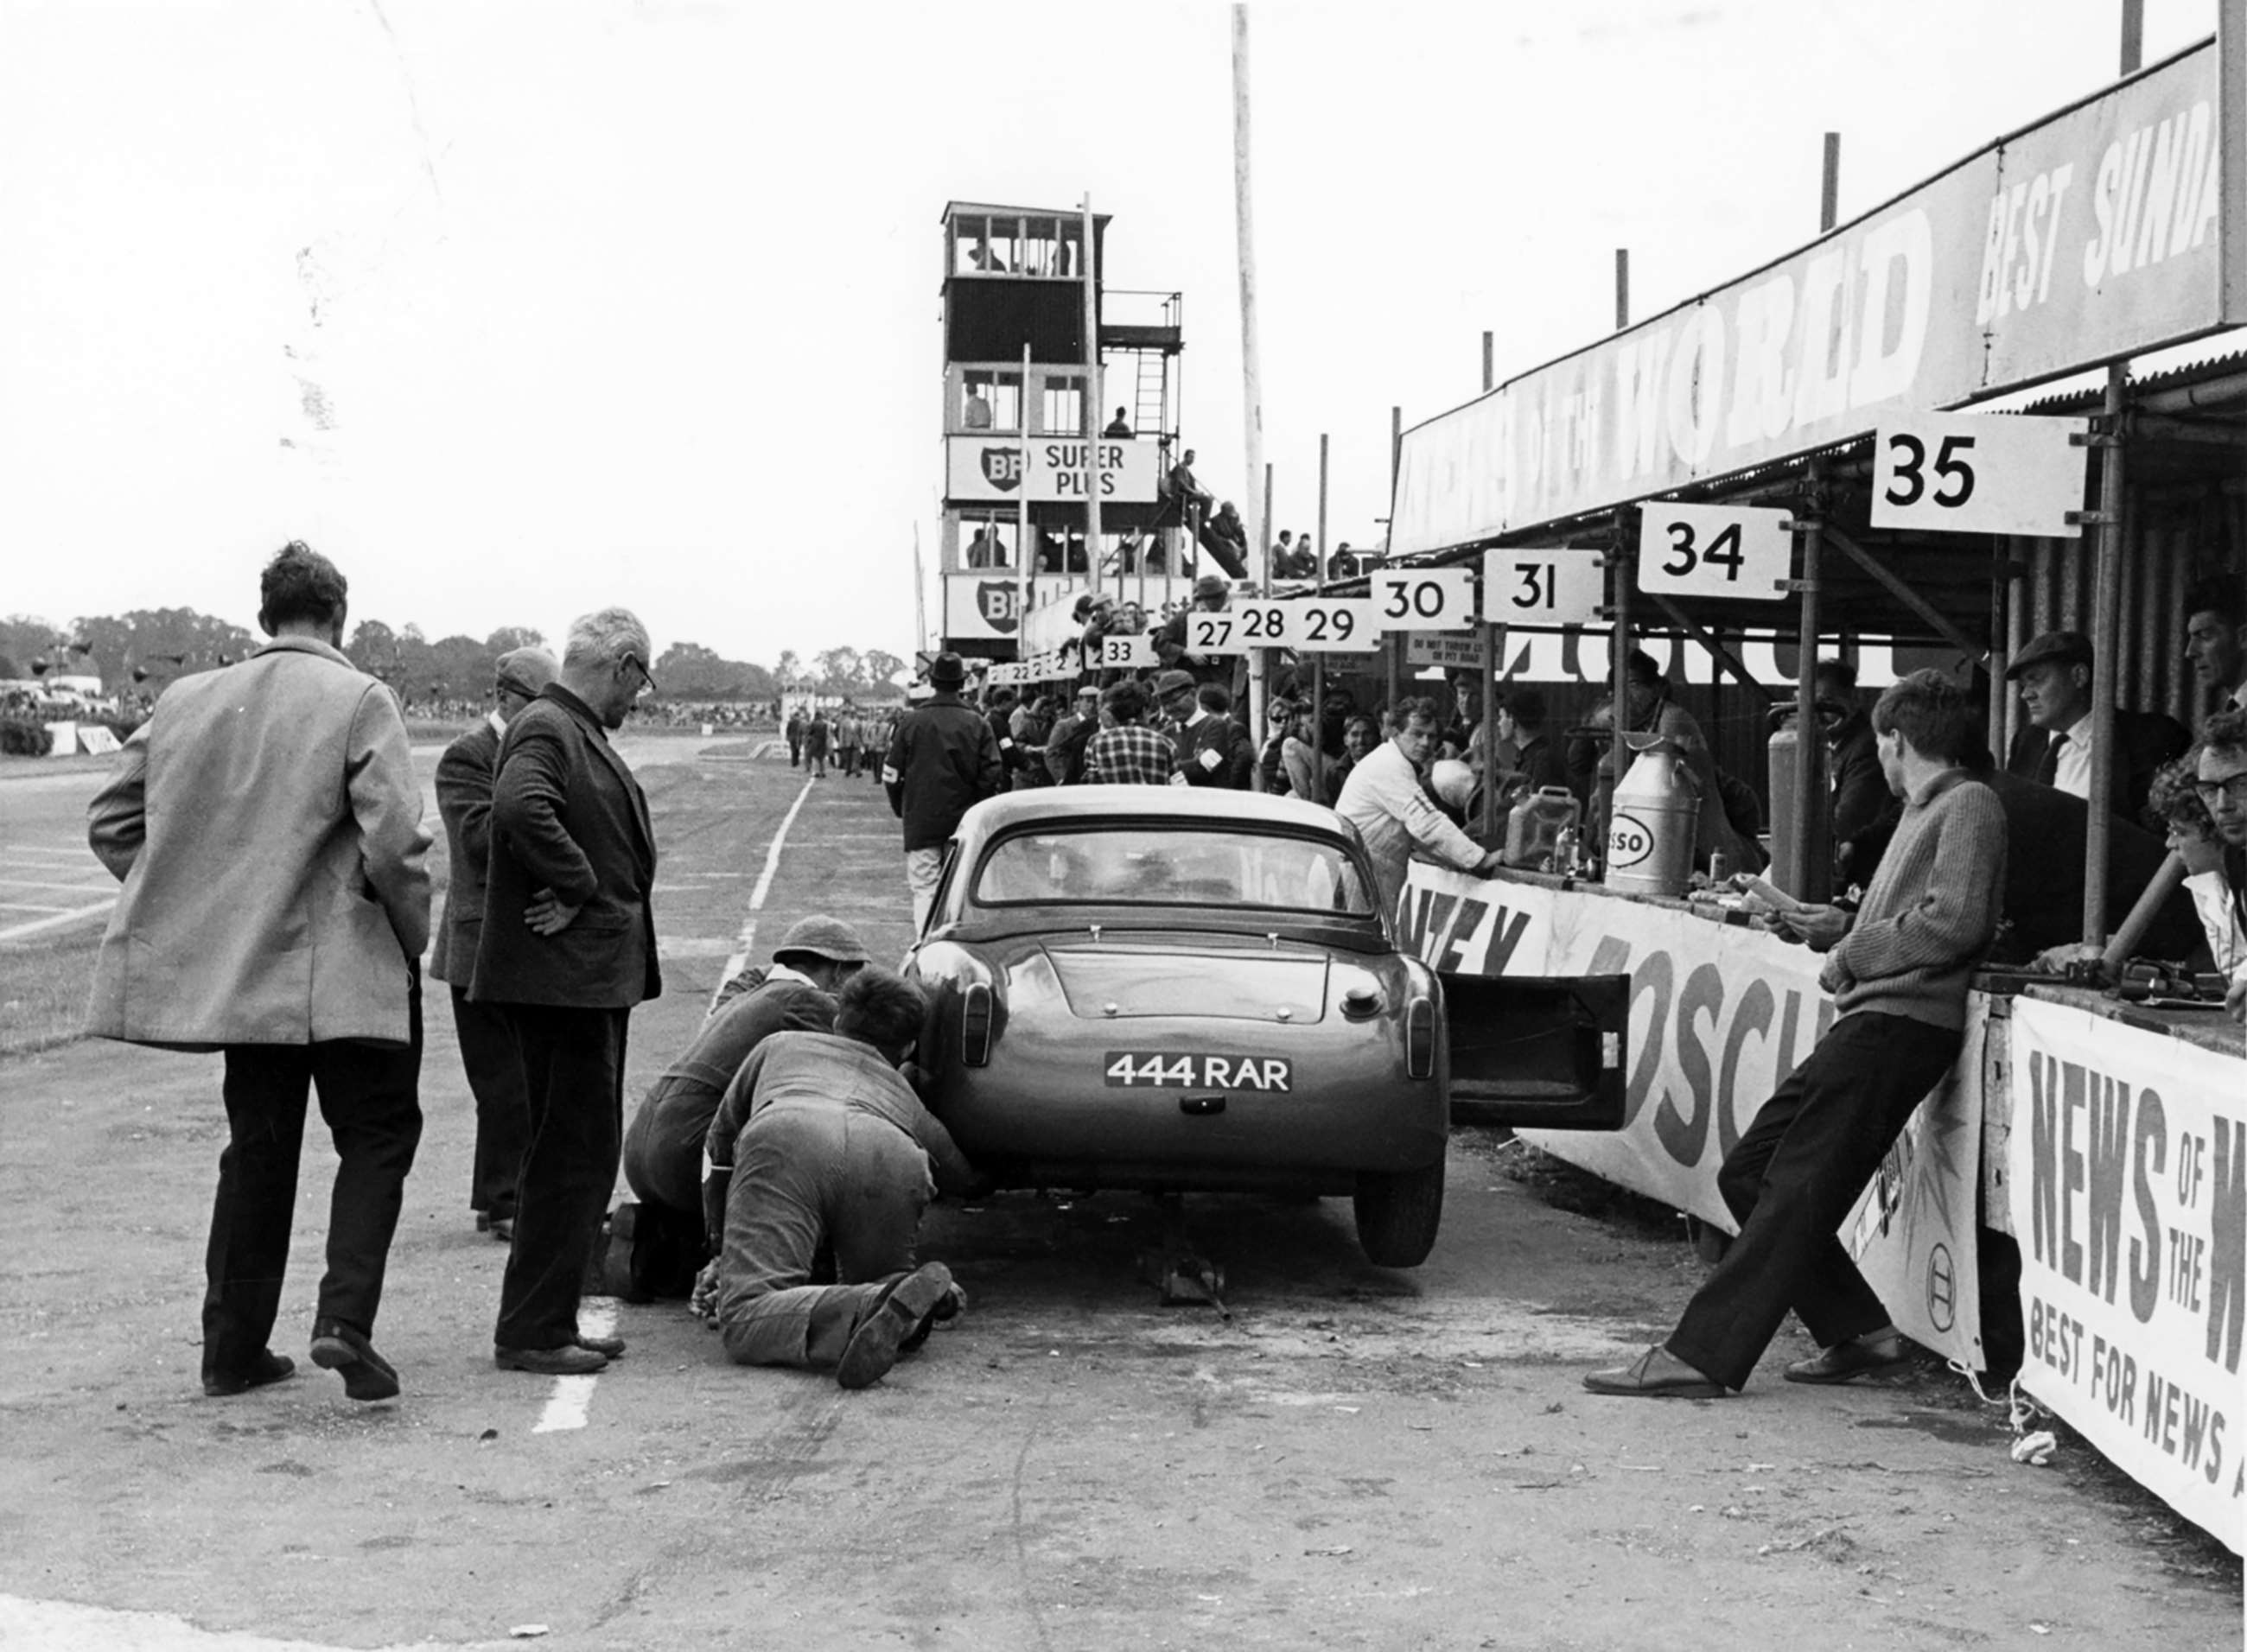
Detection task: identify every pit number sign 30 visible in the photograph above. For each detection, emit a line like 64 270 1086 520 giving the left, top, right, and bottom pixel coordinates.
1869 413 2089 537
1484 547 1603 626
1372 568 1476 630
1635 502 1792 600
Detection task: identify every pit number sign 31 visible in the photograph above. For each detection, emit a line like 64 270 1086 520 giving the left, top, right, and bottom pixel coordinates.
1635 502 1792 600
1372 568 1476 630
1869 413 2089 537
1484 547 1602 626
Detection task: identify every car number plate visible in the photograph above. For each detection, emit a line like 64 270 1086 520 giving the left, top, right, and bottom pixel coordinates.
1103 1052 1292 1092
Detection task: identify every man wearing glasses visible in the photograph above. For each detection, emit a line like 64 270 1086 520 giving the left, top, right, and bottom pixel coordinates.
470 608 662 1376
2190 709 2247 1024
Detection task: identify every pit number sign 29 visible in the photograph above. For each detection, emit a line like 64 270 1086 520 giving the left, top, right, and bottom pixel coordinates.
1634 502 1792 600
1372 568 1476 630
1869 413 2089 537
1484 547 1602 626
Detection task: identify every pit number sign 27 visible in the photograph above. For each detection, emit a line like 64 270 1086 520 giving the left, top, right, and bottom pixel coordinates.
1484 547 1603 626
1869 413 2089 537
1634 502 1792 600
1189 600 1377 654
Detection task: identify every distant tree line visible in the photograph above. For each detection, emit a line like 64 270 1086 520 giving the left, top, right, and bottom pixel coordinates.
0 611 905 702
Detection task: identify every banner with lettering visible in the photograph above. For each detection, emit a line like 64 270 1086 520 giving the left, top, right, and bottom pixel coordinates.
2008 998 2244 1554
1401 860 1986 1373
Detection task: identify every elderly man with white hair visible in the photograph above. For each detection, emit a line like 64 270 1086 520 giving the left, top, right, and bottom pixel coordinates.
470 607 662 1376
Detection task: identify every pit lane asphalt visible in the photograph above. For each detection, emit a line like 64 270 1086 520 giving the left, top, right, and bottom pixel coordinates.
0 733 2236 1650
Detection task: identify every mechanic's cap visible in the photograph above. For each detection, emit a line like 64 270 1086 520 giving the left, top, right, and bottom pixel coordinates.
1194 574 1229 600
927 651 967 688
772 915 871 968
1152 669 1197 698
494 645 558 698
2006 629 2094 679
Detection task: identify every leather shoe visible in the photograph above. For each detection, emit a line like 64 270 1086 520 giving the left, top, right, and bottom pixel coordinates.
1582 1345 1727 1399
576 1333 626 1358
309 1320 400 1402
836 1262 956 1390
202 1350 296 1398
495 1343 608 1376
487 1217 514 1243
1785 1333 1909 1385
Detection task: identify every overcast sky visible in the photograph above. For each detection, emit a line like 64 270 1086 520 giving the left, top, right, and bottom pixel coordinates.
0 0 2222 668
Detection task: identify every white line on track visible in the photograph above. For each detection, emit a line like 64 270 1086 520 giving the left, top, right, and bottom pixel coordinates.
0 899 116 942
0 878 114 893
710 772 817 1011
531 1298 621 1434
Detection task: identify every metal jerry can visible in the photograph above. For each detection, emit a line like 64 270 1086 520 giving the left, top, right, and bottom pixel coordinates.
1603 734 1700 898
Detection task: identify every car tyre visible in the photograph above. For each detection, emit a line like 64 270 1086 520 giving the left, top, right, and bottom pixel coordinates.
1352 1159 1444 1268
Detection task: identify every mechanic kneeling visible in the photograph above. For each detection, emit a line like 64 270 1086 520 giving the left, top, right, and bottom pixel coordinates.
704 969 980 1388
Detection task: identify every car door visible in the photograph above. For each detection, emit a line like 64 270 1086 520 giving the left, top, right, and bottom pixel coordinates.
1440 971 1628 1129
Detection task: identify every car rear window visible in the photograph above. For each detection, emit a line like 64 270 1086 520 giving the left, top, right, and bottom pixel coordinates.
973 826 1375 916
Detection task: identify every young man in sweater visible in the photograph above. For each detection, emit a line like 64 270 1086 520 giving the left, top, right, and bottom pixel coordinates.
1586 670 2007 1399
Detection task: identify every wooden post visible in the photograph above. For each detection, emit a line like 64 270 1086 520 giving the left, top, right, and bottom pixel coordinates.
1614 250 1629 332
1821 132 1841 232
1017 342 1032 645
1479 612 1499 843
1082 195 1104 600
1481 330 1493 394
1232 4 1267 749
1385 403 1402 709
1314 431 1329 801
2085 2 2143 944
1606 510 1632 863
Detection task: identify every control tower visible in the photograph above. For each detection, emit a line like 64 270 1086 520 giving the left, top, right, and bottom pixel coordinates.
935 201 1190 659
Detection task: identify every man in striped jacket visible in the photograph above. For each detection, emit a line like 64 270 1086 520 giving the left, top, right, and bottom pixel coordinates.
1587 670 2007 1399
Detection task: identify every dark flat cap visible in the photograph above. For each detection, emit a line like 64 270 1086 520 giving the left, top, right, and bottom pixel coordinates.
1152 669 1197 697
2006 630 2093 678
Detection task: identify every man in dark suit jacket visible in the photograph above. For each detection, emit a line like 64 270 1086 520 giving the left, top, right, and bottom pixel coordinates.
2004 629 2188 823
471 607 661 1376
430 645 557 1240
1157 676 1253 788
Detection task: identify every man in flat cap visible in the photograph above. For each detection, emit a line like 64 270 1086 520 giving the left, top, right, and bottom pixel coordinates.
613 916 870 1298
883 652 1003 933
430 644 560 1242
2004 629 2187 821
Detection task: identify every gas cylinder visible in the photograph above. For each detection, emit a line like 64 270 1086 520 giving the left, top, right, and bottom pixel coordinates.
1766 711 1802 893
1603 734 1700 898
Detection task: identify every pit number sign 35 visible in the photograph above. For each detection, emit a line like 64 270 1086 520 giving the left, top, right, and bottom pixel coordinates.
1634 502 1792 600
1372 568 1475 630
1484 547 1602 626
1869 413 2089 537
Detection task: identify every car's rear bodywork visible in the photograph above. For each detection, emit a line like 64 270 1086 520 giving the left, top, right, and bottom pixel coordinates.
905 787 1626 1264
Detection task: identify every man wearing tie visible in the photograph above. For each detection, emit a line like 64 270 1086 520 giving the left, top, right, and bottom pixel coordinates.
2004 629 2187 823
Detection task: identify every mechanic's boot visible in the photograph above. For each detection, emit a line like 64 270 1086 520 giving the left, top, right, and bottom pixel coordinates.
835 1263 956 1390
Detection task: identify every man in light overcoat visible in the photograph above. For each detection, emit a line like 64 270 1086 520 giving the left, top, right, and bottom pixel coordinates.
86 541 430 1403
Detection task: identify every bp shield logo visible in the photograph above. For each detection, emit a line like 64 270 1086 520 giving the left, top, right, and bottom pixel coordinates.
980 446 1024 492
976 581 1020 634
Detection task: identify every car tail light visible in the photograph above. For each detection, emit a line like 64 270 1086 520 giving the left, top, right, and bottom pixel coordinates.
961 982 993 1067
1406 995 1435 1079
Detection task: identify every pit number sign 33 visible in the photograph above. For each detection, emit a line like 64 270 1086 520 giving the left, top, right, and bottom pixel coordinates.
1484 547 1602 626
1634 502 1792 600
1869 413 2089 537
1372 568 1476 630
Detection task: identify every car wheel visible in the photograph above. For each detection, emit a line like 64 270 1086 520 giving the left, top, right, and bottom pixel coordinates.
1352 1160 1445 1268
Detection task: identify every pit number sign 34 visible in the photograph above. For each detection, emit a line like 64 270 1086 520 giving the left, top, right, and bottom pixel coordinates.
1869 413 2089 537
1634 502 1792 600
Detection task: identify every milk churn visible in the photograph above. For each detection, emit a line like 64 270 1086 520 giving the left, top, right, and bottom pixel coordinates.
1504 786 1580 870
1603 734 1700 897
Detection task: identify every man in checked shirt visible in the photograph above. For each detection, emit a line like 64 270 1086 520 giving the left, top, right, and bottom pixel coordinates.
1082 679 1178 785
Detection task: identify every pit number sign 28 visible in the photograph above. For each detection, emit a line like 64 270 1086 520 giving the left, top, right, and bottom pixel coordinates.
1371 568 1476 630
1484 547 1602 626
1193 600 1377 654
1869 413 2089 537
1634 502 1792 600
